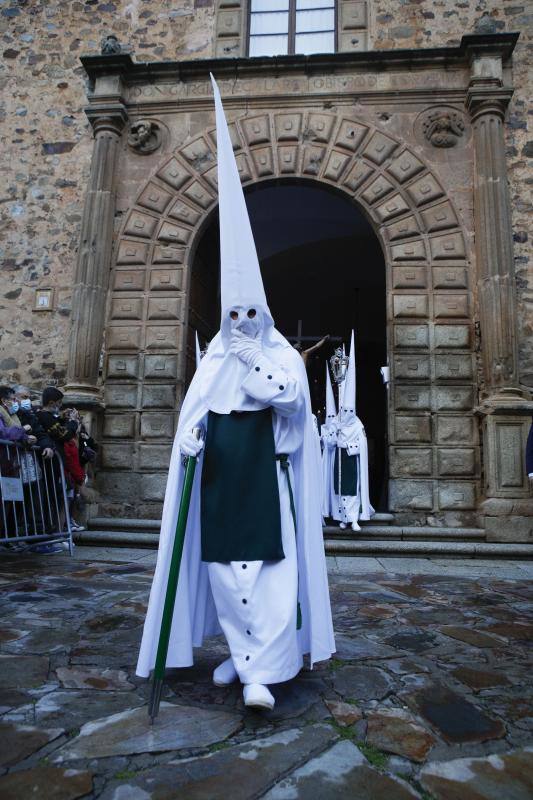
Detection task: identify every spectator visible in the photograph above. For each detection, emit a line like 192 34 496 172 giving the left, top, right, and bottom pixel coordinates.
36 387 82 548
0 386 36 446
62 408 86 532
0 386 55 552
78 417 98 467
13 385 54 460
37 387 78 457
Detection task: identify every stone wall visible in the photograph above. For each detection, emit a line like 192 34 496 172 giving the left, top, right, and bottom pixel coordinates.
0 0 530 394
0 0 217 388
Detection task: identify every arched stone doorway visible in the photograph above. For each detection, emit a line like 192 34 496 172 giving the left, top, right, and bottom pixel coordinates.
100 107 478 525
189 179 388 509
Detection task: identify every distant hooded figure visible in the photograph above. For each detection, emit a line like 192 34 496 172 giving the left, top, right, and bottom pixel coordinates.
137 76 335 711
330 331 374 532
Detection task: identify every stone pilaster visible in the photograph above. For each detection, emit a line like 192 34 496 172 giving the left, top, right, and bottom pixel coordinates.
466 84 521 399
466 52 533 538
65 102 128 404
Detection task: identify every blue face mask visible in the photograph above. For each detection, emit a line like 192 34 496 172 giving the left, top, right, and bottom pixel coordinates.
20 399 32 411
8 401 19 415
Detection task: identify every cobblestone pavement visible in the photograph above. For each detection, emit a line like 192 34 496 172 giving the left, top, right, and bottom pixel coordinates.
0 546 532 799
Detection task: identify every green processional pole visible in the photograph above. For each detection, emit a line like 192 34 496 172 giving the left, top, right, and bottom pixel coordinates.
148 427 204 723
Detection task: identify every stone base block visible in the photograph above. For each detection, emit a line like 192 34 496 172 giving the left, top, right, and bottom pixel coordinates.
485 514 533 544
485 516 533 543
393 511 481 529
482 498 533 542
96 501 163 520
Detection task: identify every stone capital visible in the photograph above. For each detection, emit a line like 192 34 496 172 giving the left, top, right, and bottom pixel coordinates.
475 389 533 417
465 86 513 123
85 102 129 137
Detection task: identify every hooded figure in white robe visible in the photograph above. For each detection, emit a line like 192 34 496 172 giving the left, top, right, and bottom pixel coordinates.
331 331 374 531
136 75 335 711
321 362 338 518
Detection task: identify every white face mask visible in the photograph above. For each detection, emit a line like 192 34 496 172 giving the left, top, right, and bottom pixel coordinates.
19 399 32 410
228 306 263 338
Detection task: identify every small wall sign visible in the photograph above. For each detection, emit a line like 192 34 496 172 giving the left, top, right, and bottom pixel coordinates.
34 289 54 311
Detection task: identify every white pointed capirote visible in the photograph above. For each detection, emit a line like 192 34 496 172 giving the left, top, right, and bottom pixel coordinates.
210 74 272 327
341 330 356 422
195 331 202 371
338 343 346 412
325 361 337 422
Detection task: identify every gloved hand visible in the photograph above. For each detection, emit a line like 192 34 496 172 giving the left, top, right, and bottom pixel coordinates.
179 431 204 458
229 329 263 368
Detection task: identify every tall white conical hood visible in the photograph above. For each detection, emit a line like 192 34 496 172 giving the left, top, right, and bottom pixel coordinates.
210 74 272 325
325 361 337 422
195 331 202 371
197 76 284 415
338 343 346 412
341 330 356 422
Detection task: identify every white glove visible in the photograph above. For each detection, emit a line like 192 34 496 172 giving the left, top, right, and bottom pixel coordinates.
179 431 204 458
229 329 263 368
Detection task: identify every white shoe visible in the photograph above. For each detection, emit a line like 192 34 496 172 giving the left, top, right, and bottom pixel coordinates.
339 522 347 529
213 657 238 687
351 522 361 532
243 683 275 710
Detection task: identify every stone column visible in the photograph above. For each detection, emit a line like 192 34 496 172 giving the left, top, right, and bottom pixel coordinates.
466 51 533 540
65 102 128 403
466 83 520 398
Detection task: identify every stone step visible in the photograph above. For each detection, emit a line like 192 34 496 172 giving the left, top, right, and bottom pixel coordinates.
89 517 160 531
324 525 486 541
89 512 395 533
75 530 533 558
324 539 533 558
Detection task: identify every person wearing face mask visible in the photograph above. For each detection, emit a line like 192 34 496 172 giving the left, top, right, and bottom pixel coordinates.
36 387 78 461
0 385 41 546
8 385 63 550
13 386 54 460
137 76 335 712
0 386 37 446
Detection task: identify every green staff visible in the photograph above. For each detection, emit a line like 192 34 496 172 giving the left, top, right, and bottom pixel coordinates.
148 426 204 723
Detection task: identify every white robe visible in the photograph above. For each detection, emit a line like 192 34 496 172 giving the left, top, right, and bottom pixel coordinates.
136 336 335 679
206 353 303 684
330 417 374 526
208 460 301 684
321 421 337 518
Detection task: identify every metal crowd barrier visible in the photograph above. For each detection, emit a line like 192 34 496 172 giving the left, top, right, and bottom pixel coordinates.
0 438 73 555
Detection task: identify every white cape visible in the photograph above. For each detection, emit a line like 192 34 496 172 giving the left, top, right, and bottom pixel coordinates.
136 334 335 678
330 416 374 524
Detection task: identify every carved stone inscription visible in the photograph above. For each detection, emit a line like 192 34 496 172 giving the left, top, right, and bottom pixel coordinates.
125 70 468 104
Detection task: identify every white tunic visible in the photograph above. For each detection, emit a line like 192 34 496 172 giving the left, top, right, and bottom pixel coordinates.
208 463 301 684
207 353 304 685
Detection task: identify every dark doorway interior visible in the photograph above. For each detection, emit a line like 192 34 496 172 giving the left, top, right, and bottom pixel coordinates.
189 180 388 510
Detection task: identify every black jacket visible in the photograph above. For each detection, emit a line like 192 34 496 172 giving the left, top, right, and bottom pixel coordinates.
36 410 78 458
17 408 54 452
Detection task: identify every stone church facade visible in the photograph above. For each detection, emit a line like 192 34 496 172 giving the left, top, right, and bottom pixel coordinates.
1 1 532 540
